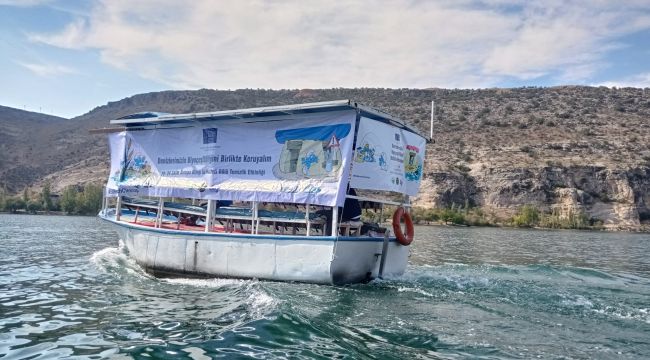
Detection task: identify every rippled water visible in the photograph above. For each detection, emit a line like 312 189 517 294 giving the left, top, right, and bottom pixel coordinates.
1 215 649 359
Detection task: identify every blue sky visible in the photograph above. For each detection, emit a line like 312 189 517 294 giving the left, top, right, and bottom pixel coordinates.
1 0 649 119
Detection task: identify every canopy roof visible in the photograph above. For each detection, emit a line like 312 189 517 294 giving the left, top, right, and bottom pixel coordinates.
109 100 428 140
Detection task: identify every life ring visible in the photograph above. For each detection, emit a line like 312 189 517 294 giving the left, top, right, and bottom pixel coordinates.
392 207 414 246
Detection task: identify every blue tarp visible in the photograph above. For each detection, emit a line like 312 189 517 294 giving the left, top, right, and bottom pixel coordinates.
275 124 351 143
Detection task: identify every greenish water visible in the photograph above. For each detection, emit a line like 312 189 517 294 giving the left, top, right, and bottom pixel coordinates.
1 214 649 359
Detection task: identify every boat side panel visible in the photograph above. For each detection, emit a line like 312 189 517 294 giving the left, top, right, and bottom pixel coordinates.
113 221 335 283
105 217 406 284
145 236 159 269
330 241 383 284
130 229 150 265
225 238 277 279
153 235 188 272
330 240 409 283
188 239 230 275
370 242 410 278
274 241 334 283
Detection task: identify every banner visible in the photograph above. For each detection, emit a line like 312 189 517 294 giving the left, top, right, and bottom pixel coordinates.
350 117 426 196
106 110 356 207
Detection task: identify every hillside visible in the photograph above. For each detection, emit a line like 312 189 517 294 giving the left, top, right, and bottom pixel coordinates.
0 106 69 191
1 86 649 229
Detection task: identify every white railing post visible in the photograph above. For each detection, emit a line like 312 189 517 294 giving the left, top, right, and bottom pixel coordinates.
252 201 258 234
331 206 339 237
306 203 311 236
115 196 122 221
101 186 107 214
156 197 164 228
205 200 215 232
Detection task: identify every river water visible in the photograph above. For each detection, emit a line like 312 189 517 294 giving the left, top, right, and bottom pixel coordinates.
1 214 649 359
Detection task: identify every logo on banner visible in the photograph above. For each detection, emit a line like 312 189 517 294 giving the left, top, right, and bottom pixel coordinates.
404 144 423 181
202 128 218 144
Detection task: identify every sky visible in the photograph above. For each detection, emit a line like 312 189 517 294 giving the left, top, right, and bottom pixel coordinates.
1 0 649 119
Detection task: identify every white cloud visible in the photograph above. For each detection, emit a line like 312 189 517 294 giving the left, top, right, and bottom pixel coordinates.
28 19 88 49
27 0 650 89
597 73 650 88
17 61 77 77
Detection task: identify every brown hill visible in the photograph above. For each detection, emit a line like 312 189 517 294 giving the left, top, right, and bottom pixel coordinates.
0 105 68 191
1 86 649 229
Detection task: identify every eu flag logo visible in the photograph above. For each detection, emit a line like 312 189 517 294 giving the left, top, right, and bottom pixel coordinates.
203 128 218 144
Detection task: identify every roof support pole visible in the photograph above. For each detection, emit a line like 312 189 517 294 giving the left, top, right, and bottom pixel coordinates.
331 206 339 237
116 196 122 221
101 187 107 214
205 200 215 232
156 197 164 228
252 201 258 234
306 203 311 236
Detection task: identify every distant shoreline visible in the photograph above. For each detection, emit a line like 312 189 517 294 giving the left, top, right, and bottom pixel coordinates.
409 221 650 233
0 211 95 217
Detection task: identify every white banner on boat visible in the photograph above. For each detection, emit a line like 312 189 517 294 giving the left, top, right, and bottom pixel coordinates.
106 110 357 207
350 117 426 196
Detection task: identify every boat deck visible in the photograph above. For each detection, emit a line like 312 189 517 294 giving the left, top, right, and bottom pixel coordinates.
109 197 366 236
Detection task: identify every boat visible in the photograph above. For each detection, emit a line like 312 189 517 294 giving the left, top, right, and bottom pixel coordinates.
97 100 428 284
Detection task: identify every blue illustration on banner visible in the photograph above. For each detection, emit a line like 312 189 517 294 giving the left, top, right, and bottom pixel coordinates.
111 137 154 184
355 143 376 163
378 153 387 170
273 124 351 180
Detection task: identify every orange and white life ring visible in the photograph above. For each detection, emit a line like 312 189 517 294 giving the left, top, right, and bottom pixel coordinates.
392 207 414 246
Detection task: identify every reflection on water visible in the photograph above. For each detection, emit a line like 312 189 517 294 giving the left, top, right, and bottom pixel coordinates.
0 214 649 359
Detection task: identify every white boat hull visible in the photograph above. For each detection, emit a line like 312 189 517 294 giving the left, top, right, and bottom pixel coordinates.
100 214 409 284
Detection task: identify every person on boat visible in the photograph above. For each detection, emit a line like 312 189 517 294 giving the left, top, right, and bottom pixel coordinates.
341 188 362 222
317 187 362 234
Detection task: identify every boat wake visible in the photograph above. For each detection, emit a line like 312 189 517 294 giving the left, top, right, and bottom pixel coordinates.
90 240 152 280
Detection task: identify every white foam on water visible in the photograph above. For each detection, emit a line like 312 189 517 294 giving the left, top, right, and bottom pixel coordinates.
592 306 650 323
560 294 594 308
161 277 253 288
162 277 279 319
89 240 151 279
247 290 277 316
396 286 435 297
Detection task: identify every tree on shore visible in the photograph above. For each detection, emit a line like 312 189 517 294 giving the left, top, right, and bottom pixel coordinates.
60 186 78 214
60 184 103 215
3 197 25 213
22 187 29 205
41 181 53 212
512 205 540 227
26 201 42 214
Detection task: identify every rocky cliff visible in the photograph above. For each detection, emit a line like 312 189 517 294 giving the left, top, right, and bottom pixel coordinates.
415 166 650 230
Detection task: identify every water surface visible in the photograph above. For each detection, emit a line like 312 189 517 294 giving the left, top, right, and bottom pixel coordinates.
1 215 649 359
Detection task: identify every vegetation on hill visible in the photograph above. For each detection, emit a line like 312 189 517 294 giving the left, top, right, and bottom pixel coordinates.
0 182 103 215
